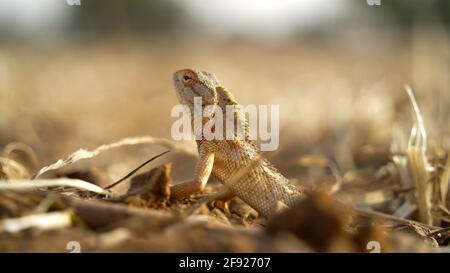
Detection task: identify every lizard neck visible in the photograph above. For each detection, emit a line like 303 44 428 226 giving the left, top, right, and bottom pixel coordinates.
216 86 250 141
188 86 251 142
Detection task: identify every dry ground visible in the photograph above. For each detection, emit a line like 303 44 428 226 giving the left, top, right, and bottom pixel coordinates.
0 35 449 252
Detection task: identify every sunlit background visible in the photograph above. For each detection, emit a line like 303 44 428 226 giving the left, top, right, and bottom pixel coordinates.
0 0 449 183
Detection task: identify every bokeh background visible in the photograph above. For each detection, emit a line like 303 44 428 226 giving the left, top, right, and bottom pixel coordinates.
0 0 449 184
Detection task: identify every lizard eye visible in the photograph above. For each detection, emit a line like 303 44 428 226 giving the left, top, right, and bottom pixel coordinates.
181 71 196 85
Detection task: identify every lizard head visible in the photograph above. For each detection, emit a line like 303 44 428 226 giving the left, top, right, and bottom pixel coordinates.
172 69 220 113
173 69 249 140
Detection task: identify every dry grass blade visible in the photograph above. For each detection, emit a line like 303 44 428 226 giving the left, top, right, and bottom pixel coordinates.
391 125 413 189
0 210 72 233
440 156 450 207
405 85 427 149
328 160 343 194
407 147 430 224
0 179 114 196
32 136 196 179
404 85 432 225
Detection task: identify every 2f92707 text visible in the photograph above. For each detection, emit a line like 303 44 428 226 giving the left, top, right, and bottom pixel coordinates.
223 257 270 268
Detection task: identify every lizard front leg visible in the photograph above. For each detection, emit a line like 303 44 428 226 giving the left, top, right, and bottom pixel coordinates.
170 146 215 199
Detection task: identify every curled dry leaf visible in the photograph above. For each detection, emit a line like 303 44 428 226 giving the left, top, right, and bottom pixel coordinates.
0 142 39 180
124 163 172 208
2 142 39 174
0 157 30 179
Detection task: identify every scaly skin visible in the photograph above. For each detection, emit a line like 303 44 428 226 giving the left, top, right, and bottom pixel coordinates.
171 69 304 217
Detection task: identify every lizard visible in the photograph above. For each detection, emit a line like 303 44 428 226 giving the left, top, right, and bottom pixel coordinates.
170 68 304 217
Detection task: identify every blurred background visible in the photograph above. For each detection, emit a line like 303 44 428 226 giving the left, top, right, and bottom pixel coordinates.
0 0 449 184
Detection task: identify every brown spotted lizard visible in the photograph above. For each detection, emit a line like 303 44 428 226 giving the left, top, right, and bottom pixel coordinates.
170 69 304 217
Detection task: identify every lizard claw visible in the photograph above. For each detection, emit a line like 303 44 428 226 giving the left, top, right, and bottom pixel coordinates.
209 200 230 215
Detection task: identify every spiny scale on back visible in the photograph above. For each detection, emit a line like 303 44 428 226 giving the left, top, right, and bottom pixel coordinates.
172 68 304 217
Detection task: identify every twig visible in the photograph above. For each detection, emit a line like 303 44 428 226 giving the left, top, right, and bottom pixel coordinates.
59 195 171 228
353 207 440 231
103 150 170 190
